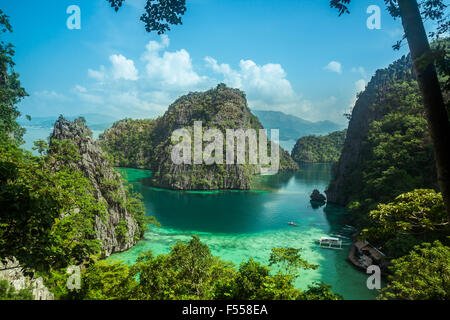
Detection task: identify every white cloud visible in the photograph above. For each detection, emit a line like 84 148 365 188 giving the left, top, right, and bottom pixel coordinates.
355 79 366 93
324 61 342 74
142 35 205 88
74 85 87 93
110 54 139 81
57 35 347 122
34 90 70 102
205 57 304 114
88 54 138 82
347 79 367 110
88 66 106 81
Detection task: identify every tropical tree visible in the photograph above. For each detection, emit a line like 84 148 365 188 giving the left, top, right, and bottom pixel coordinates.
0 9 28 145
379 240 450 300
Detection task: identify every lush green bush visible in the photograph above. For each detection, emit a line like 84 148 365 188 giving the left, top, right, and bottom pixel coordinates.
45 236 341 300
0 280 33 300
361 189 449 258
379 241 450 300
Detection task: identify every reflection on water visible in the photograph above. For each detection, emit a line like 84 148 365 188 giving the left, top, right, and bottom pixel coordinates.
111 165 379 300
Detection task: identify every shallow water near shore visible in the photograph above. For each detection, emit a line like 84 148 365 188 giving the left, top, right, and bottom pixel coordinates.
110 164 380 300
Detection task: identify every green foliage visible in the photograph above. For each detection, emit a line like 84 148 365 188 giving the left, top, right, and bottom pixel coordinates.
268 247 318 277
131 235 219 299
115 221 128 242
99 119 156 169
64 236 341 301
0 280 33 300
75 260 136 300
48 139 82 163
0 143 104 273
32 139 48 157
291 130 346 163
297 282 344 300
107 0 187 34
379 241 450 300
0 9 28 145
361 189 449 258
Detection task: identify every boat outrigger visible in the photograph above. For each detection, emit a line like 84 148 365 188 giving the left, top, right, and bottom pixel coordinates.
318 236 343 250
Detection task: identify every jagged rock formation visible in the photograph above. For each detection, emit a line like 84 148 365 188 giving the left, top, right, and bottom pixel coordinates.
0 259 54 300
291 130 347 163
100 84 298 191
99 118 156 169
310 189 326 203
48 117 140 257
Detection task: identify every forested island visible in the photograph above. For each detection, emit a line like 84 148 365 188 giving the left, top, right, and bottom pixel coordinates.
291 130 347 163
100 84 298 190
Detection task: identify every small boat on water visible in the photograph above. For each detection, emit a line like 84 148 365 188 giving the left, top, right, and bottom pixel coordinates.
288 222 298 227
318 236 343 250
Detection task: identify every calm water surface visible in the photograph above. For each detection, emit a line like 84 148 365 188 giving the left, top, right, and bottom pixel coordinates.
111 165 380 300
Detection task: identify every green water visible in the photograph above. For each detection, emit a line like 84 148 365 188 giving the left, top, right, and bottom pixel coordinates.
110 164 380 300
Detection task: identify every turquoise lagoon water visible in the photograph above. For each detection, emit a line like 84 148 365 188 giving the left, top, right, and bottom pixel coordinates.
110 165 380 300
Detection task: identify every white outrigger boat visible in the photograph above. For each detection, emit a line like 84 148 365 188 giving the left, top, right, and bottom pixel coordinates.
318 236 343 250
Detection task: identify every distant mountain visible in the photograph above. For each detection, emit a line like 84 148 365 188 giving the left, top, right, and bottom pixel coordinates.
19 113 118 132
251 110 344 141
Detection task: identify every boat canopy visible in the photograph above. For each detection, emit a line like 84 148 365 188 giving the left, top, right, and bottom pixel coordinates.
320 236 340 242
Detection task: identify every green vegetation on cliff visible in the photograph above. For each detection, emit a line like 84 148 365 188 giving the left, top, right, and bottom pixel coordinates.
99 118 156 169
291 130 346 163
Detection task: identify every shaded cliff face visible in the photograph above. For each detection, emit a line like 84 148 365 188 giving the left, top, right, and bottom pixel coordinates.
100 84 298 191
326 56 416 205
48 117 140 257
325 54 446 208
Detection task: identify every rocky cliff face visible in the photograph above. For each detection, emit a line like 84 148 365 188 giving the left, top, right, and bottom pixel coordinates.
48 117 140 257
326 56 415 205
100 84 298 191
0 259 54 300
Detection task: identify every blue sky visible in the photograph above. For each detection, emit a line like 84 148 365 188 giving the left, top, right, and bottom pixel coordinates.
3 0 416 124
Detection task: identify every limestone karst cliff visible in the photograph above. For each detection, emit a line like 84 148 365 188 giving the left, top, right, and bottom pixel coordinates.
48 117 143 256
